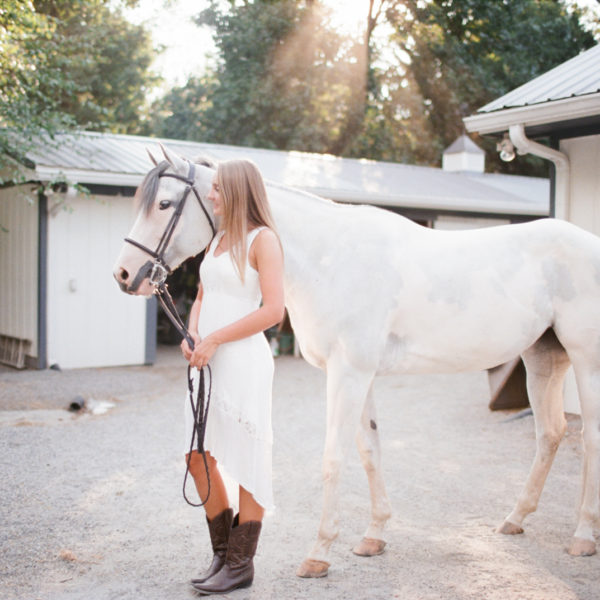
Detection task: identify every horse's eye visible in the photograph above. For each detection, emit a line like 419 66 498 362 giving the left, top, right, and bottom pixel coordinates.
158 200 171 210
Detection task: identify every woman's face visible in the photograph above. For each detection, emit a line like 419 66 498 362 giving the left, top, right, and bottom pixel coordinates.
207 174 223 217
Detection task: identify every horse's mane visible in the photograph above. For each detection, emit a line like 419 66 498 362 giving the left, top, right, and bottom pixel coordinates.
137 156 216 215
137 161 170 215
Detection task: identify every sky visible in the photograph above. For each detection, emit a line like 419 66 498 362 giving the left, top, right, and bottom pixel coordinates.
124 0 600 92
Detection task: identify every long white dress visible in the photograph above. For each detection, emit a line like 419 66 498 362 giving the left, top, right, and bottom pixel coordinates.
184 227 275 510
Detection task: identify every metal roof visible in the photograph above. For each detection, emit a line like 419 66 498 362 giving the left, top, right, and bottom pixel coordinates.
477 44 600 114
26 131 549 217
464 44 600 136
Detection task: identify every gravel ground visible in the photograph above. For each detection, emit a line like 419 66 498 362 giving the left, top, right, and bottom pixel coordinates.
0 346 598 600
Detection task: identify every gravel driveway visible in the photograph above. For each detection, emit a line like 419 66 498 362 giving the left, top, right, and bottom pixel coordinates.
1 346 597 600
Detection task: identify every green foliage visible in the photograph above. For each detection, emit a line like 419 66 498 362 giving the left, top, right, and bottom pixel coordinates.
0 0 76 174
148 0 595 173
144 75 216 140
386 0 596 171
153 0 371 155
32 0 158 133
0 0 158 181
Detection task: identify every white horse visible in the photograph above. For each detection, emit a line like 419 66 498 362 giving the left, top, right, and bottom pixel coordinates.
113 145 600 577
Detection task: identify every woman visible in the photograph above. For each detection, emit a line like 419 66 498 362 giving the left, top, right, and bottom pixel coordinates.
181 159 284 595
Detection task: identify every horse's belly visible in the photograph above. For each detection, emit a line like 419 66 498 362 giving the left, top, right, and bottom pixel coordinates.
378 330 539 375
379 290 552 375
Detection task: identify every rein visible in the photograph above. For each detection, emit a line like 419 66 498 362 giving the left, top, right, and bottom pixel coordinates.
153 280 212 507
124 160 216 507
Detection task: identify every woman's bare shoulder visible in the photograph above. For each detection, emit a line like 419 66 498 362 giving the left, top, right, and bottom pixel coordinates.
251 227 282 265
254 227 279 244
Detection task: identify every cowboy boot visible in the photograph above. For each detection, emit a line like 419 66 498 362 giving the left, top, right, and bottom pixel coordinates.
192 516 262 595
191 508 234 585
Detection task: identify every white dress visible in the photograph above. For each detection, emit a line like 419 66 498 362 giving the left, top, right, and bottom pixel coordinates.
184 227 275 510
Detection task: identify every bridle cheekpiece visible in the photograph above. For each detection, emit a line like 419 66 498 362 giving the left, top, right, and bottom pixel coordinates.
124 160 216 288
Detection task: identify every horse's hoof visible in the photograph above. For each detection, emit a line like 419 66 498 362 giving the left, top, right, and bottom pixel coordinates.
352 537 386 556
495 520 524 535
568 537 597 557
296 558 330 578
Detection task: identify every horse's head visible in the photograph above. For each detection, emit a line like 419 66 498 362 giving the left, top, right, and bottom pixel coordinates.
113 144 216 296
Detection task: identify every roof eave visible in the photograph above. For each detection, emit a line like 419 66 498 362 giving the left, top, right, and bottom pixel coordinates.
309 188 547 217
464 93 600 136
34 166 143 187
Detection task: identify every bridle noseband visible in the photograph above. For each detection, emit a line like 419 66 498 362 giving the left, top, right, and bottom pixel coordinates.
124 160 216 289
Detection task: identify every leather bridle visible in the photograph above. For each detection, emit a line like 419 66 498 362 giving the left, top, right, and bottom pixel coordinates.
124 161 216 293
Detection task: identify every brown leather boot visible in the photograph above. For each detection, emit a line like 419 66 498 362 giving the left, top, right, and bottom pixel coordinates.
192 517 262 595
191 508 234 585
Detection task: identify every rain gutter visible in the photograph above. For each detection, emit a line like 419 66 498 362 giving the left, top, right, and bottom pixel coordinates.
508 124 570 220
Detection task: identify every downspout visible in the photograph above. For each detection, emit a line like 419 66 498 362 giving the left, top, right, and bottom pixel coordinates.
508 124 570 220
37 188 48 369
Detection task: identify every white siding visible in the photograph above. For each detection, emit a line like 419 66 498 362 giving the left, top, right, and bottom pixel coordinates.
559 134 600 414
442 152 485 173
561 135 600 235
0 188 39 357
46 193 148 369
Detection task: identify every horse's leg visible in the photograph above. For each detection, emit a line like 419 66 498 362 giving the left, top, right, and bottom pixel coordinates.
568 359 600 556
352 381 392 557
497 329 570 535
296 355 375 578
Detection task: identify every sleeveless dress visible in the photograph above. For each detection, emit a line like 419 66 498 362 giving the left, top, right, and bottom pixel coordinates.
184 227 275 511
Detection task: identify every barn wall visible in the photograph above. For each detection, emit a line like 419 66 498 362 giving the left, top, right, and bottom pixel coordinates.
46 192 149 369
561 134 600 235
559 134 600 414
0 188 39 365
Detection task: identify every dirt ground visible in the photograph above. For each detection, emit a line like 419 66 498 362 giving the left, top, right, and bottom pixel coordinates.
0 346 598 600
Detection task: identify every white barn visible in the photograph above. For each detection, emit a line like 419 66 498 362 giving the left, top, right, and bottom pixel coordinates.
0 132 549 370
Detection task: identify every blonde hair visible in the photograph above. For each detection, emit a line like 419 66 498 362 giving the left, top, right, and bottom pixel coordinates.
217 159 277 282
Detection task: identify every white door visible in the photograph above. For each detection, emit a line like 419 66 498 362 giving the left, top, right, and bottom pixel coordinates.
46 193 149 369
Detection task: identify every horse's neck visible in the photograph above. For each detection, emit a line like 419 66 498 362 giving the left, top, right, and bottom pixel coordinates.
268 185 338 284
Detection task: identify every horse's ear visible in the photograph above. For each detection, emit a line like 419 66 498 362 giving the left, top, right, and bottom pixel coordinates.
146 147 159 166
159 142 187 173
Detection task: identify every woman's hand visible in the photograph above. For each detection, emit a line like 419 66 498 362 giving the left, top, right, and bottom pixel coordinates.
190 334 220 369
181 332 201 361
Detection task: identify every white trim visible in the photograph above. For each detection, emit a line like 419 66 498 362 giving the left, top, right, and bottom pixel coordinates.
464 94 600 135
34 166 143 187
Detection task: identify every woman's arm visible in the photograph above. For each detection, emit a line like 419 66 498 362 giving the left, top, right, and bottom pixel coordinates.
189 229 284 368
181 283 203 360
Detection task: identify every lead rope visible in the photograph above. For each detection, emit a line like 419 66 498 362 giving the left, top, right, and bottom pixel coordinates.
155 282 212 507
182 362 212 507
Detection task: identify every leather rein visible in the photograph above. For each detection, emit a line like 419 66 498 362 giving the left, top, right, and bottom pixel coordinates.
124 160 216 507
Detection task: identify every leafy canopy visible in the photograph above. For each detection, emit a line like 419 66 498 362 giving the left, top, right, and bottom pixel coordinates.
0 0 158 179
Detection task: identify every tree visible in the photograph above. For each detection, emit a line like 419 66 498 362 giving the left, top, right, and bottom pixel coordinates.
144 75 216 141
382 0 596 170
0 0 158 179
0 0 75 172
154 0 375 155
148 0 596 172
33 0 158 133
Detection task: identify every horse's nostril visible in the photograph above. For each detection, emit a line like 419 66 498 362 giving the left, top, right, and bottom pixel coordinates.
120 268 129 282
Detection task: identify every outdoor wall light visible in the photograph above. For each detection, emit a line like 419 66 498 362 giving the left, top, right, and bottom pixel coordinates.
497 133 516 162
